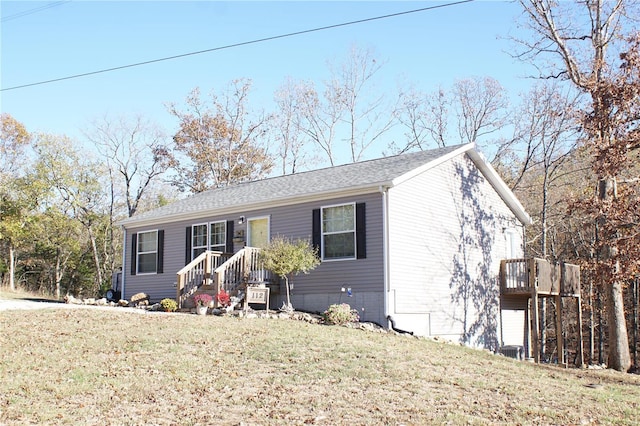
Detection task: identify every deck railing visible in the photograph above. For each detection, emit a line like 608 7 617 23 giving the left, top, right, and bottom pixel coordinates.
213 246 273 296
176 251 230 308
500 258 580 296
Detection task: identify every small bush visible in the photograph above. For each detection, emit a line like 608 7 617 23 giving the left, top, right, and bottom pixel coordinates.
160 298 178 312
214 290 231 307
322 303 360 325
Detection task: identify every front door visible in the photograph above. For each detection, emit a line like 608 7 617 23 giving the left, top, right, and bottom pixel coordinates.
247 216 270 248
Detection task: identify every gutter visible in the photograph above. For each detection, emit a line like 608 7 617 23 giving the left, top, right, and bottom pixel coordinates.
380 185 391 330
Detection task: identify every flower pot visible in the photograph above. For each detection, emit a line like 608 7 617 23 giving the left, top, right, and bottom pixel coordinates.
196 305 208 315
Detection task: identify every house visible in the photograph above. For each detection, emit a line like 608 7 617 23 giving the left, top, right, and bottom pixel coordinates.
118 143 532 350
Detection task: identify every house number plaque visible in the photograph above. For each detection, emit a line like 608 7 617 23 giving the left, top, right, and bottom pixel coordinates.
245 287 269 311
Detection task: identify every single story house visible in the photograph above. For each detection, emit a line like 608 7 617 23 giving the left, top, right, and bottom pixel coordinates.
118 143 531 350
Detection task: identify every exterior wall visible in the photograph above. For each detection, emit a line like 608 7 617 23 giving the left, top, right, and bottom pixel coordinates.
500 296 528 350
386 153 525 350
123 192 386 324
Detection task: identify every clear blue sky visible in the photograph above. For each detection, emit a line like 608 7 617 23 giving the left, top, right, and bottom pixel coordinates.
1 1 535 163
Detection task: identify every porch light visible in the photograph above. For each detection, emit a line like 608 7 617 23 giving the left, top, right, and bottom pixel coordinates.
238 216 245 225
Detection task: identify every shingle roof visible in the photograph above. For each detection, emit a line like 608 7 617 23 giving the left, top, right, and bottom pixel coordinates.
119 143 530 227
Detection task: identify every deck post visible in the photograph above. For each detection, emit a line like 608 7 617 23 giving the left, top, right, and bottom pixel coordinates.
176 274 184 309
530 290 540 363
555 295 564 365
528 258 540 363
205 252 214 286
577 295 585 366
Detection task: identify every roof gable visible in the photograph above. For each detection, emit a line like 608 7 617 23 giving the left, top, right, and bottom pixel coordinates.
120 143 530 227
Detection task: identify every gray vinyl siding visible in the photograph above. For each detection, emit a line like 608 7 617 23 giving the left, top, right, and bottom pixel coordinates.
123 193 385 322
387 153 524 349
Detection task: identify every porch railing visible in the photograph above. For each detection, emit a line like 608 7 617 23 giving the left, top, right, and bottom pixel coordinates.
500 258 580 296
213 246 273 296
176 251 231 308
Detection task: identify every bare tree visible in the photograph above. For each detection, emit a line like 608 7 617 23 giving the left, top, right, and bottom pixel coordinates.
270 77 316 174
390 77 510 158
453 77 509 148
295 80 342 167
295 46 395 165
516 0 638 371
85 114 171 218
328 45 395 162
392 85 449 153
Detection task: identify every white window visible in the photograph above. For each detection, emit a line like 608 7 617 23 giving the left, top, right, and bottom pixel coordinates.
192 221 227 260
137 230 158 274
192 224 208 259
322 203 355 260
210 221 226 252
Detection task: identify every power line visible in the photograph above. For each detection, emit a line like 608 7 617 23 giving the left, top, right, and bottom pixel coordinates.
1 0 474 92
1 1 71 23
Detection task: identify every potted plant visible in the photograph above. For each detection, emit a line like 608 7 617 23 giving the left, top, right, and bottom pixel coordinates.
214 290 231 311
193 293 212 315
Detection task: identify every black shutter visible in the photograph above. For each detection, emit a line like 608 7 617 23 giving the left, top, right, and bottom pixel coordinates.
356 203 366 259
157 230 164 274
312 208 321 257
226 220 234 253
130 233 137 275
185 226 192 265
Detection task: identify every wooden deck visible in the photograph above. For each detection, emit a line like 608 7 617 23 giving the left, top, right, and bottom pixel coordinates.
500 257 583 365
500 258 580 297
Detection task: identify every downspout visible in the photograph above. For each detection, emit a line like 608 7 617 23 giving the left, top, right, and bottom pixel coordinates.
380 185 391 330
121 226 127 300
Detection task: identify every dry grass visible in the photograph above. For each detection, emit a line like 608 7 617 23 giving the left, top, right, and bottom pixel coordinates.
0 304 639 425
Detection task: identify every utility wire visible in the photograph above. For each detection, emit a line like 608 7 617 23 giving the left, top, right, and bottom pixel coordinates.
1 1 71 23
1 0 474 92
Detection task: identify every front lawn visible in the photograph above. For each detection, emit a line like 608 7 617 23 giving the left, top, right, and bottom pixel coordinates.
1 307 638 425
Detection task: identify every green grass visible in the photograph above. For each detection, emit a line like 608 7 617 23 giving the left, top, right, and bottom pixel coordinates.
0 306 639 425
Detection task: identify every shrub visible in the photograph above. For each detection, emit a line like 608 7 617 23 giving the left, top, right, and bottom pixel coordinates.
214 290 231 307
160 298 178 312
322 303 360 325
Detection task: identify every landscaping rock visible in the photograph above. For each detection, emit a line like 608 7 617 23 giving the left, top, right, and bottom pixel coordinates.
64 295 83 305
130 293 149 306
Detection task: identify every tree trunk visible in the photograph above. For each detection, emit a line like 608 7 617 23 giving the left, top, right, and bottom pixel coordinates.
607 279 631 371
284 275 292 311
599 177 631 371
55 252 62 300
87 225 103 291
9 245 16 291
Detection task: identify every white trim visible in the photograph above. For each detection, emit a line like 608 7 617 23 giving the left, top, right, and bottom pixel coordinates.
321 202 356 261
136 229 159 275
191 223 208 260
391 143 474 186
209 220 227 252
120 227 127 299
466 149 532 225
